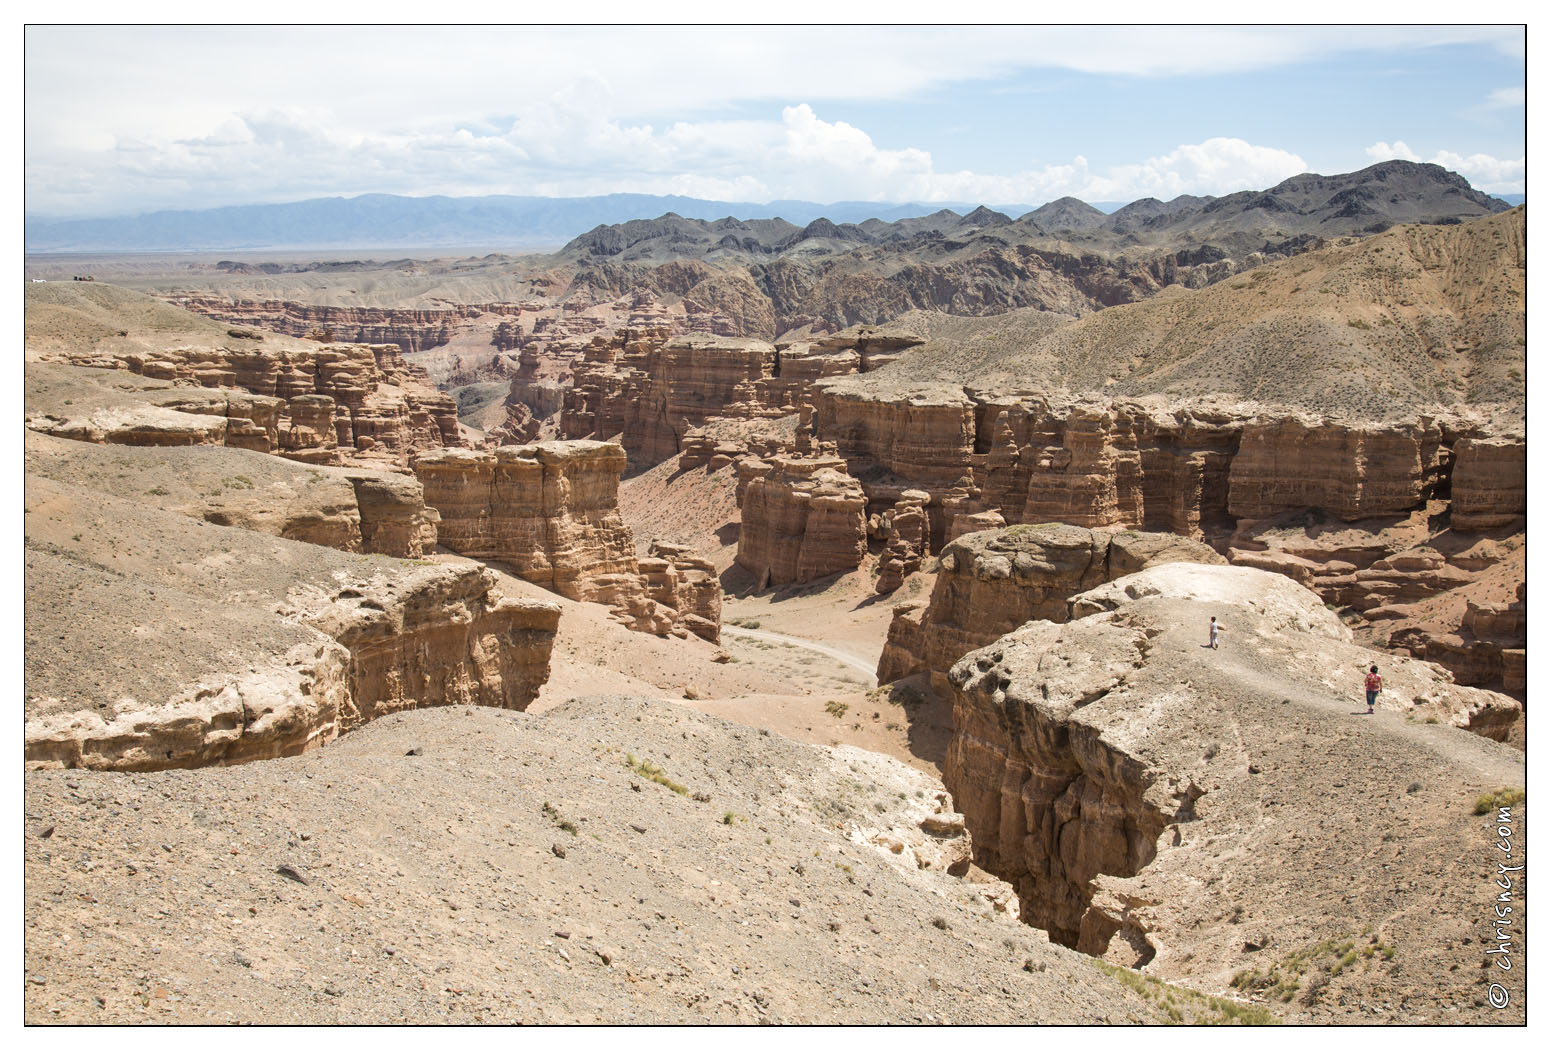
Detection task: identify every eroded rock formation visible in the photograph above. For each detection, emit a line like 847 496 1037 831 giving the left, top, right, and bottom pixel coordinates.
25 431 440 559
877 523 1224 689
558 323 913 466
413 441 721 638
23 478 559 772
944 561 1522 1001
32 341 460 468
168 297 524 354
735 455 868 587
413 441 640 601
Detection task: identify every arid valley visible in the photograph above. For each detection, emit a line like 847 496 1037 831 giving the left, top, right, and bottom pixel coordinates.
20 151 1529 1027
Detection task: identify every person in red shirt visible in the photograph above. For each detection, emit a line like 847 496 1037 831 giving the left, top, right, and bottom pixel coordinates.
1364 665 1382 714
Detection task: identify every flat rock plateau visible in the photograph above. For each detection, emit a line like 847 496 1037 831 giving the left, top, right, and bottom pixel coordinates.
24 162 1526 1026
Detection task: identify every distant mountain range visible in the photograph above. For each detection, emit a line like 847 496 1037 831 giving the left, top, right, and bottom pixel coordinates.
22 167 1519 254
23 195 1043 254
556 162 1511 264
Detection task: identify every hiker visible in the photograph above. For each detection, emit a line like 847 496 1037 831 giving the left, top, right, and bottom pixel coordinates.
1364 665 1382 714
1208 616 1224 649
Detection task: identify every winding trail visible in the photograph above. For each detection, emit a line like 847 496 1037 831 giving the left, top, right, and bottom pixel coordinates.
721 626 878 687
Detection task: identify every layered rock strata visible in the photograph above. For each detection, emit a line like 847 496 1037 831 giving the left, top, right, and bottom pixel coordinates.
877 524 1225 690
34 342 460 467
25 432 439 559
168 297 523 354
735 455 868 587
412 442 640 601
944 561 1522 1012
24 478 559 772
559 324 914 466
810 383 1521 684
413 441 721 638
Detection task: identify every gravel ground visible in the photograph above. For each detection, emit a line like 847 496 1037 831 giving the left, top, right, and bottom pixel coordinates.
23 697 1167 1025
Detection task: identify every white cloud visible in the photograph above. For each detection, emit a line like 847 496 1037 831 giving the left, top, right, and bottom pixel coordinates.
21 25 1525 216
1366 141 1421 163
24 93 1321 216
1485 87 1526 108
1365 140 1523 192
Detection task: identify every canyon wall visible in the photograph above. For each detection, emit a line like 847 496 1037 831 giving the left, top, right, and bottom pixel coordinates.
943 561 1522 987
33 342 461 468
877 524 1224 690
169 297 525 353
557 322 917 465
735 455 869 587
805 385 1522 692
413 440 721 637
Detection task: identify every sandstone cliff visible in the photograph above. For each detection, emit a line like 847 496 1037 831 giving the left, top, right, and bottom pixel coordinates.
413 441 720 638
735 455 868 587
559 322 904 465
877 524 1224 689
943 561 1523 1020
24 477 559 772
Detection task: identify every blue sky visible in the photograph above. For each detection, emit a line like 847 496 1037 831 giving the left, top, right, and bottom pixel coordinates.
23 24 1526 218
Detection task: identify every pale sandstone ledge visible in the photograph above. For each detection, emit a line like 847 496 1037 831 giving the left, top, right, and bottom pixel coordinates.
24 476 559 772
943 561 1523 1022
26 431 440 559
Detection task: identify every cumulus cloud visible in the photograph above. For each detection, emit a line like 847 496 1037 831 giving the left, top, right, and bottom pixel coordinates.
1366 140 1422 163
1365 140 1523 192
25 93 1325 217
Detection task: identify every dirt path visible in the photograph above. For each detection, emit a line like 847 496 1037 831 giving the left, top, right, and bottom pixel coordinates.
721 626 878 687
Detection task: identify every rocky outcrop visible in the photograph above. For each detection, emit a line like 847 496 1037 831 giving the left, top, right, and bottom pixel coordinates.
413 441 640 602
874 489 929 593
736 455 868 587
641 541 723 643
25 431 440 559
944 561 1523 1006
34 341 460 467
1450 437 1526 530
168 297 522 354
413 441 720 638
877 524 1224 690
23 477 559 772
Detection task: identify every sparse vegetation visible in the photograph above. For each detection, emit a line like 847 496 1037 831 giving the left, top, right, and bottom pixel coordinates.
625 753 688 796
541 801 578 836
1098 960 1277 1024
1473 787 1525 815
824 700 849 719
1230 928 1394 1007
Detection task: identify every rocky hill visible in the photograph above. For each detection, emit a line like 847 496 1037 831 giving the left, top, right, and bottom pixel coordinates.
821 206 1525 424
559 162 1505 263
30 161 1512 351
